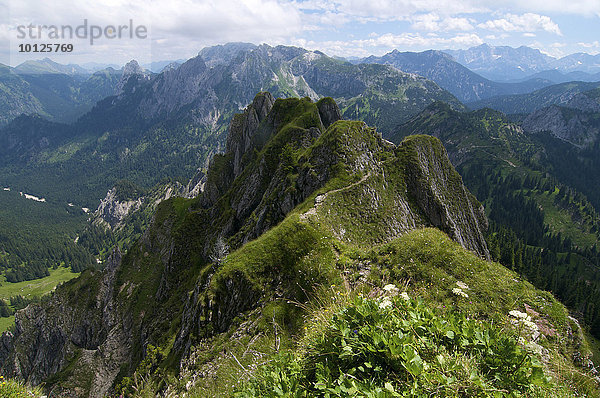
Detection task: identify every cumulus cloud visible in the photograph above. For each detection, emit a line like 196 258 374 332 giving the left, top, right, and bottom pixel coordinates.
578 41 600 48
293 32 484 58
478 13 562 35
577 41 600 55
499 0 600 17
5 0 303 65
411 14 474 32
296 0 600 20
2 0 598 66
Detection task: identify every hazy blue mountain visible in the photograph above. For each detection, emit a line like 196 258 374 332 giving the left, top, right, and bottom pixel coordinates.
80 61 121 72
445 44 600 81
0 62 122 126
197 42 257 67
14 58 90 76
516 69 600 84
359 49 551 102
553 52 600 74
445 44 554 81
143 59 186 73
468 81 600 114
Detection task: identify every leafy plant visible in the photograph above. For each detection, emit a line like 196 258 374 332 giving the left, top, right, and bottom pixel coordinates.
236 289 551 397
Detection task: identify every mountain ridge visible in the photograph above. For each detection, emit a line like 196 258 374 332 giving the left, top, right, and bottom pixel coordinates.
359 49 551 102
0 93 491 396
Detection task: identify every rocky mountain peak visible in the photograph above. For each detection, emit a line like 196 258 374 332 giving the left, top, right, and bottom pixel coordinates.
225 91 276 177
316 97 342 129
115 60 150 94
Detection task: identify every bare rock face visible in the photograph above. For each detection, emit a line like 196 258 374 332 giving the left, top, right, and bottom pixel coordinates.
522 105 599 147
226 91 276 177
94 187 143 230
317 97 342 128
182 170 207 199
0 250 132 398
115 60 150 95
400 136 490 259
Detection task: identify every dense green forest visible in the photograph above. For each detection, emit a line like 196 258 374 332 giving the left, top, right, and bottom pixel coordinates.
460 165 600 337
0 189 100 282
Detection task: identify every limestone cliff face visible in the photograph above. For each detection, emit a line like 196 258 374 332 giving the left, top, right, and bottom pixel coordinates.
0 250 131 397
522 105 599 147
94 177 206 232
115 60 151 96
94 187 143 230
225 91 276 178
400 136 489 259
0 94 489 397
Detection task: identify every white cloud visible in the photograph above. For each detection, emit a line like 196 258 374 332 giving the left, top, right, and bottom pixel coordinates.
5 0 303 65
578 41 600 48
499 0 600 17
478 13 562 35
411 14 474 32
577 41 600 55
293 32 484 58
295 0 485 22
296 0 600 20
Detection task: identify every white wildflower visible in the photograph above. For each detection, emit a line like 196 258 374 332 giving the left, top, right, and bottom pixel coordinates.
526 341 546 356
456 281 469 290
383 284 399 295
522 319 538 331
452 287 468 298
379 298 393 309
400 292 410 301
509 310 531 321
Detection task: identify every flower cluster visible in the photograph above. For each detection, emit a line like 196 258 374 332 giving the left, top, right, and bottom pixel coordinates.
451 281 469 298
382 284 399 295
378 284 410 308
509 309 539 337
452 288 468 298
379 297 393 309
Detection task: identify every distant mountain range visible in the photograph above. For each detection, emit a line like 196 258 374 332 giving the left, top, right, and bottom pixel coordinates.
357 49 551 103
469 81 600 114
445 44 600 82
0 58 129 126
0 43 463 206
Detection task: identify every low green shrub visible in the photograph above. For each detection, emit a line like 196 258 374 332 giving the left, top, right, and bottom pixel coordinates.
235 287 554 397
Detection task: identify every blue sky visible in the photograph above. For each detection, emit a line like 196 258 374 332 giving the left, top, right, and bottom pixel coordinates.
1 0 599 66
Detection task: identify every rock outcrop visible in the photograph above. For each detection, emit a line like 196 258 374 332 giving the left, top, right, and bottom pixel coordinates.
400 136 489 258
0 250 131 397
115 60 150 95
522 105 599 147
94 187 143 230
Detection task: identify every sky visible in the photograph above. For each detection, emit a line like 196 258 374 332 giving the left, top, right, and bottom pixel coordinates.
1 0 600 67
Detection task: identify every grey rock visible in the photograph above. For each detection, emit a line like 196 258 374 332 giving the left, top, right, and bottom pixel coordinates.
0 249 131 397
523 105 599 147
